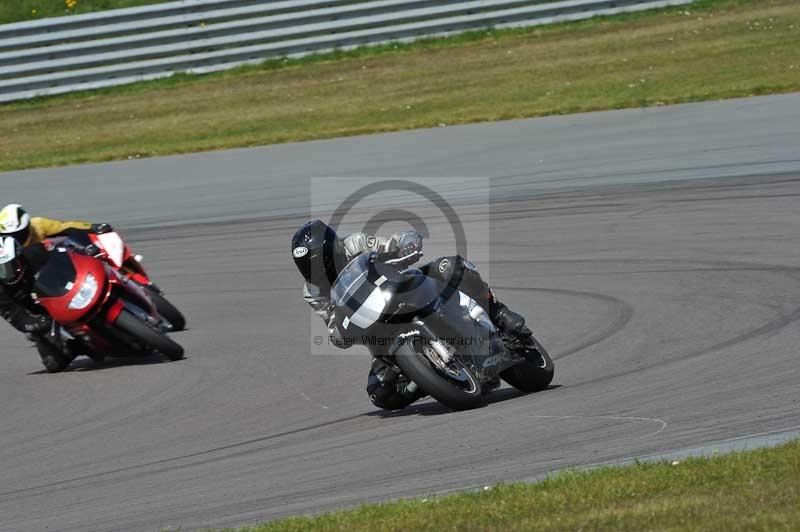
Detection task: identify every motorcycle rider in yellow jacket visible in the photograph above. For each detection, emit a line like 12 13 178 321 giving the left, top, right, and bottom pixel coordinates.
0 204 106 247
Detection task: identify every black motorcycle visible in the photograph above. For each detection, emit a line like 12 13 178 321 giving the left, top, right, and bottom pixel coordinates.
330 251 554 411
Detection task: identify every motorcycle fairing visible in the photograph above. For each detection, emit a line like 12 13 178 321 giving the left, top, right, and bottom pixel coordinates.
95 232 125 268
36 251 107 325
333 253 444 339
331 252 515 388
416 291 513 386
103 266 158 325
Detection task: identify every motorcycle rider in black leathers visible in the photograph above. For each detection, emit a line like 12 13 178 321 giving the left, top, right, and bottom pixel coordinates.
0 237 67 370
291 220 532 411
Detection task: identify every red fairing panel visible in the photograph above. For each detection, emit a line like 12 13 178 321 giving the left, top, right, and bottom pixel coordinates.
38 253 108 326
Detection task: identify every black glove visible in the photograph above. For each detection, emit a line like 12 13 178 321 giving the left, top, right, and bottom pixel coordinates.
91 223 113 234
24 314 52 334
329 326 353 349
63 239 103 258
384 231 423 267
326 311 353 349
83 244 103 257
395 231 423 258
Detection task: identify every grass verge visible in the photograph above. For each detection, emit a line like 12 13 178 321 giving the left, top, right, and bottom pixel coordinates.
1 0 798 172
0 0 167 25
233 439 800 532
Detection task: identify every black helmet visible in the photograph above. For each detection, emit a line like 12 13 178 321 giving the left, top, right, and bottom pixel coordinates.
0 237 27 286
291 220 345 288
0 204 31 245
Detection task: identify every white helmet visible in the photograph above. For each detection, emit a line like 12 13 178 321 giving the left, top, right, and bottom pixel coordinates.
0 236 26 285
0 204 31 244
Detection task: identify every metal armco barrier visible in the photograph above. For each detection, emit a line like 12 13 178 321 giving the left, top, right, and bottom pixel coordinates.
0 0 692 103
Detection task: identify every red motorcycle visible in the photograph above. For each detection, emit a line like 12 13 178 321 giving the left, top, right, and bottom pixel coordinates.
32 231 186 373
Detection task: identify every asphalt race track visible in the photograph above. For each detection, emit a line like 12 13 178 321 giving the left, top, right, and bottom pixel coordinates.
1 94 799 531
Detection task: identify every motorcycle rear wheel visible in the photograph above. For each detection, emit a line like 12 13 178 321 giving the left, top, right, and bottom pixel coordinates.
500 335 554 393
395 343 483 411
115 310 184 361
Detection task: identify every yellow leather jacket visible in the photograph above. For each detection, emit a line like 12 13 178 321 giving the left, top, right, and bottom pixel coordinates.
24 217 92 246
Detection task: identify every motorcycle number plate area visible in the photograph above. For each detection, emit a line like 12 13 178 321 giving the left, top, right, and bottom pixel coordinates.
96 232 125 267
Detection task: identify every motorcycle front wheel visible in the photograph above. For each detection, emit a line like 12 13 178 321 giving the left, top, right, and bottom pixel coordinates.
36 338 72 373
395 343 483 411
145 286 186 332
115 310 184 361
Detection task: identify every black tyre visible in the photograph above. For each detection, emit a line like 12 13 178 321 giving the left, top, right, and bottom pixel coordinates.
115 310 184 361
394 343 483 411
500 335 554 393
36 339 71 373
145 287 186 331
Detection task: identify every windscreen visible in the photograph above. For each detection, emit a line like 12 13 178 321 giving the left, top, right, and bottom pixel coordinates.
331 253 372 307
34 251 77 298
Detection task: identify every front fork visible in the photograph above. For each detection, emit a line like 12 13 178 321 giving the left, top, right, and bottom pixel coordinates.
122 258 155 290
409 319 516 391
103 266 159 326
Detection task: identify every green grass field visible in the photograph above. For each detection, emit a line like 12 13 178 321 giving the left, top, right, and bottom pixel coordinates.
232 440 800 532
1 0 798 172
0 0 166 25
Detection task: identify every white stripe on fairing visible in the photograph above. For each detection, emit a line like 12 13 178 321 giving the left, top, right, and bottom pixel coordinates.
349 287 387 329
374 275 387 287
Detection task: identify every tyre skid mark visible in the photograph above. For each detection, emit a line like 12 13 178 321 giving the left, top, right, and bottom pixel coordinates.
494 258 800 387
494 286 634 361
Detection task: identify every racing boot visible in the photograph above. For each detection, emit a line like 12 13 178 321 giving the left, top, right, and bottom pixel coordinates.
367 359 426 410
449 257 533 339
492 302 533 339
427 256 533 339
